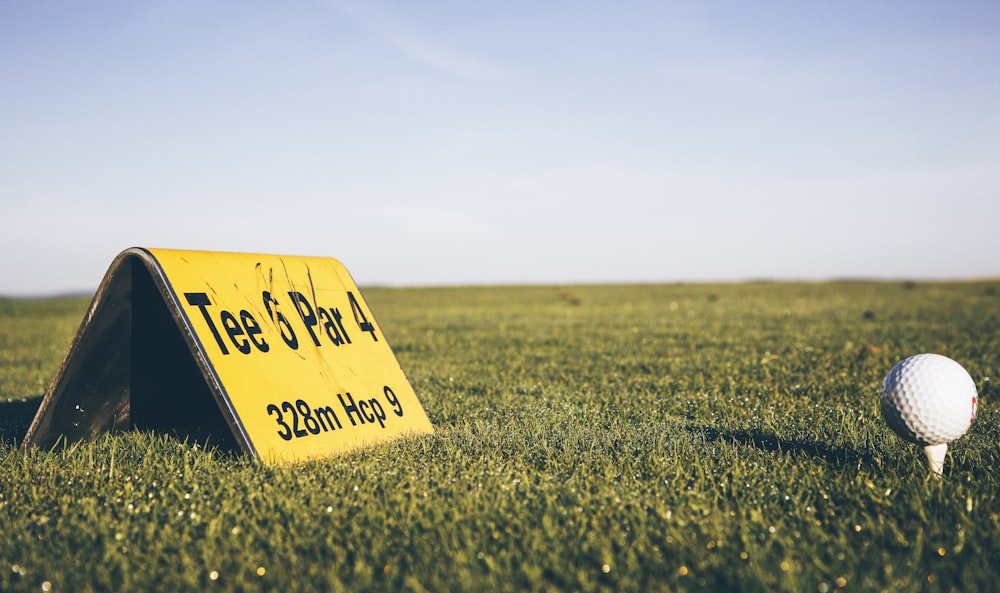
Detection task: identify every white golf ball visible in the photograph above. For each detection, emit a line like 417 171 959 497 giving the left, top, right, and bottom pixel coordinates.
880 353 978 446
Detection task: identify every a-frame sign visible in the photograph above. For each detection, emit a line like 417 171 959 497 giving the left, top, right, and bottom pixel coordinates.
21 248 434 462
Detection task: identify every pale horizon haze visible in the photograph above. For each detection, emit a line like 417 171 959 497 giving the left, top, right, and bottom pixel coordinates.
2 1 999 296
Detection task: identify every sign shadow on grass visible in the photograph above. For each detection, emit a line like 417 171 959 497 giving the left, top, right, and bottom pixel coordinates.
695 425 877 468
1 394 242 456
0 398 42 446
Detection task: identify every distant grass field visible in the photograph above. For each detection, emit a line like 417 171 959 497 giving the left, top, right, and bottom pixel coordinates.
1 281 998 592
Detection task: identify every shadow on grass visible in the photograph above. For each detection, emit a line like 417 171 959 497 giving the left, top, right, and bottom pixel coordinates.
0 396 243 460
695 425 877 469
0 397 41 446
1 392 246 459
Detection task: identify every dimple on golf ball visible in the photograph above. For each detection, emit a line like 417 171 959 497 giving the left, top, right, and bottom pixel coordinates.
880 353 978 446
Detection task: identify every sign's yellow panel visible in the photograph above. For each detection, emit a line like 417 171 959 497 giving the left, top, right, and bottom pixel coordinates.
147 248 433 461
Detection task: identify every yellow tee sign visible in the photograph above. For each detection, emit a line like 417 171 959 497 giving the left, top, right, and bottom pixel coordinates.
22 248 433 462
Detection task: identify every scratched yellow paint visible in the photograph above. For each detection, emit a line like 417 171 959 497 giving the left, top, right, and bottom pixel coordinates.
146 248 433 462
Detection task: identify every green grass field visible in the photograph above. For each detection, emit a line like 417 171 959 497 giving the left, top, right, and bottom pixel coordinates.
1 281 998 592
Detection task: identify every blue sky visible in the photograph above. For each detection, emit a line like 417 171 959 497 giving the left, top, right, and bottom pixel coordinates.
2 1 998 295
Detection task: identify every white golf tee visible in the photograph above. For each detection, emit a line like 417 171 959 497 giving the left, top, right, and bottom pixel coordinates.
923 443 948 477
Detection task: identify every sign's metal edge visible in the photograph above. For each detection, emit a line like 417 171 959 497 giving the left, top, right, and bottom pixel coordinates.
132 247 260 459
